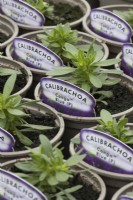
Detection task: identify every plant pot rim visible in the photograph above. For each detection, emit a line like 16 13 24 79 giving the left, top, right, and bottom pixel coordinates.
0 14 19 49
34 73 133 122
0 56 33 97
115 51 122 69
0 98 65 158
5 29 109 75
9 0 90 30
1 158 106 200
69 123 133 181
111 181 133 200
82 4 133 47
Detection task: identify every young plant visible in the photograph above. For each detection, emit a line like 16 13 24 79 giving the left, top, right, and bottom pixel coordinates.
47 43 123 104
15 134 86 200
96 109 133 144
0 74 54 146
37 23 82 59
24 0 54 19
114 9 133 28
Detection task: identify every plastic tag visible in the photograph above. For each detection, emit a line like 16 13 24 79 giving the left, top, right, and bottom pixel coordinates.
40 78 96 117
13 38 63 71
89 9 132 42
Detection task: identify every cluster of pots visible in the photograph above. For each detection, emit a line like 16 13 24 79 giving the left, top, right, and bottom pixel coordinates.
1 0 133 200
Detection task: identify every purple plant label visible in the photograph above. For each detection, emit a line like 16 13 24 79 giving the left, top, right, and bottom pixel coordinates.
121 44 133 77
89 9 132 42
40 78 96 117
80 128 133 174
0 128 14 152
13 38 63 71
0 168 48 200
119 195 133 200
0 0 45 26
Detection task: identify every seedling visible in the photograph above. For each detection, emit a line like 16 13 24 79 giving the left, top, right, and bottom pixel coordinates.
47 43 122 104
0 74 54 146
96 109 133 144
24 0 54 19
15 135 86 200
37 23 102 60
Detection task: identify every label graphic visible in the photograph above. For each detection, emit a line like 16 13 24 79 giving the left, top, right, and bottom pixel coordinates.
0 128 14 152
0 169 48 200
89 9 132 42
0 0 45 26
80 128 133 174
13 38 63 70
40 78 96 117
121 43 133 77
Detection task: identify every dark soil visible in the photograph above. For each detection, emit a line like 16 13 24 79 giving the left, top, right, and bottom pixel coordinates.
45 3 83 26
86 0 100 8
13 112 59 151
95 83 133 116
0 32 10 43
11 167 99 200
61 174 100 200
0 69 27 94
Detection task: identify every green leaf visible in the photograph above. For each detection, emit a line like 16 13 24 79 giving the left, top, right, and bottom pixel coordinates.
0 119 6 129
71 137 80 144
94 90 113 98
39 171 47 181
104 78 121 86
89 74 102 88
65 154 85 166
55 171 70 182
95 58 121 67
5 95 22 108
93 50 104 63
0 68 21 76
46 67 75 76
15 162 34 172
0 110 6 119
15 129 33 146
22 124 54 130
65 43 78 55
100 109 113 123
3 74 17 100
101 69 123 74
39 134 52 156
48 176 58 186
7 108 28 116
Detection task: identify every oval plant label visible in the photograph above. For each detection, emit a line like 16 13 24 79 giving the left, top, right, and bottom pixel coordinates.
121 43 133 77
13 38 63 71
0 128 14 152
89 9 132 42
80 128 133 174
0 0 45 26
119 195 133 200
40 78 96 117
0 168 48 200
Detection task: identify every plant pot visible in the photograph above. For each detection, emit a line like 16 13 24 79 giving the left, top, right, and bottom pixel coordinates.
69 123 133 200
111 182 133 200
0 98 64 163
115 51 133 78
34 73 133 158
2 0 90 33
5 29 109 81
1 159 106 200
82 5 133 54
0 14 18 50
99 0 133 6
0 56 33 97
